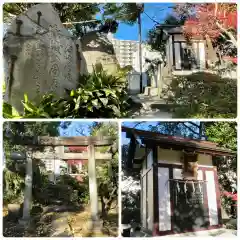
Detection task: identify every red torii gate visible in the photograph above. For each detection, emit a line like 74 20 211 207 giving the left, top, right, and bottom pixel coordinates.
65 146 88 182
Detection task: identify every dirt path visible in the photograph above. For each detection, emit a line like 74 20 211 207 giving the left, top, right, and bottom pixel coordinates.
68 205 118 237
3 204 118 237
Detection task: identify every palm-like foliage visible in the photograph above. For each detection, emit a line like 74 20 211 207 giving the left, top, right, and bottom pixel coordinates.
104 3 143 25
103 3 143 25
80 63 126 90
103 3 144 91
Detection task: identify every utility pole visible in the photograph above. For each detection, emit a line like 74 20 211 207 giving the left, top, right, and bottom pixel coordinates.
137 3 144 93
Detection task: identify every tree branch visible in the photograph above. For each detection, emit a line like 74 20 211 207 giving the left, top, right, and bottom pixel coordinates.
182 123 202 138
216 21 237 47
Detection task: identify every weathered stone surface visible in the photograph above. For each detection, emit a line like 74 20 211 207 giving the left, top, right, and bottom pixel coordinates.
7 204 21 222
3 3 79 112
81 31 119 74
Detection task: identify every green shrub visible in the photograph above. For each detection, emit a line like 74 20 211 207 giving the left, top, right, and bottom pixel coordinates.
57 174 89 204
3 64 130 118
162 72 237 118
3 169 24 204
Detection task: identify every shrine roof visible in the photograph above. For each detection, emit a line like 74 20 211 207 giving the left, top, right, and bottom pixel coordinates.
122 126 235 157
156 25 183 34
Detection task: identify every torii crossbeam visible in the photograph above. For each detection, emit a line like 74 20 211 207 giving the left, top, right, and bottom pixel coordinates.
11 136 115 230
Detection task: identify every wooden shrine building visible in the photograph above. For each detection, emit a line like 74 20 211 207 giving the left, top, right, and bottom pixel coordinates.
123 126 235 236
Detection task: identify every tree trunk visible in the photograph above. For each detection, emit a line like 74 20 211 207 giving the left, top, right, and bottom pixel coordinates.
205 34 218 67
100 186 117 222
100 195 107 221
215 21 237 47
199 122 205 140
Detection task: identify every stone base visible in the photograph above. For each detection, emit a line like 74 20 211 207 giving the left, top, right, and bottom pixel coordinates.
7 203 21 222
143 87 158 96
18 218 30 227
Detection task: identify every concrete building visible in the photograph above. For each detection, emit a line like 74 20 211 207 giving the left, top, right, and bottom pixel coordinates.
108 33 139 67
130 43 162 95
132 44 162 73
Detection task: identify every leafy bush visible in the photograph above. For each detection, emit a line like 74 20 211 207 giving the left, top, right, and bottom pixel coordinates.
3 64 130 118
3 169 24 204
162 72 237 118
57 174 89 204
205 122 237 220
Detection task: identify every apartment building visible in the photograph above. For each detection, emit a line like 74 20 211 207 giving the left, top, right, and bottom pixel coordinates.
108 33 139 67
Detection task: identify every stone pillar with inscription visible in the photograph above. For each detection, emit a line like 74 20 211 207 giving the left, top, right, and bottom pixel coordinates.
3 4 79 112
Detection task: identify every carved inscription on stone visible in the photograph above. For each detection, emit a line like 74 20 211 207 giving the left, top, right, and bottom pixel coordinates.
3 4 78 112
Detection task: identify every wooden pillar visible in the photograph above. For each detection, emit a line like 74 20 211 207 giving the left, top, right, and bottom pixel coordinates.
152 146 159 236
88 144 99 229
21 148 33 223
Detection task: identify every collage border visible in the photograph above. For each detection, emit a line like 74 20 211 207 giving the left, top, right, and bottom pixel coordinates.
0 0 239 239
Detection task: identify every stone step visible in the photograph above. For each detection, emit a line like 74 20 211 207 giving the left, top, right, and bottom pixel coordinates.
129 93 173 118
143 87 158 97
130 94 169 108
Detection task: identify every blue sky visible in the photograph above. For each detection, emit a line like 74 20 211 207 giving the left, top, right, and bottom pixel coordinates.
122 121 160 144
3 3 173 41
121 121 202 145
97 3 174 41
59 122 93 136
115 3 174 41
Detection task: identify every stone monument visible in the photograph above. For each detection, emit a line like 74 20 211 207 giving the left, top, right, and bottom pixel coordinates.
3 3 79 112
80 31 119 75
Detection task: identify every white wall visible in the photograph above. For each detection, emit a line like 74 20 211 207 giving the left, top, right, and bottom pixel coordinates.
173 168 204 180
158 167 171 231
132 44 162 73
199 42 205 69
205 170 219 226
142 174 147 228
158 147 213 167
147 150 153 168
147 169 154 231
141 150 154 231
169 36 173 67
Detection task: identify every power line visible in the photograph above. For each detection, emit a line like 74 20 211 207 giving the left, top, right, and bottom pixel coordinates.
63 19 100 25
143 11 160 25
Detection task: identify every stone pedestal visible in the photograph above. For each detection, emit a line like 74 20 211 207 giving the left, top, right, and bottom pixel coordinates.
143 87 158 97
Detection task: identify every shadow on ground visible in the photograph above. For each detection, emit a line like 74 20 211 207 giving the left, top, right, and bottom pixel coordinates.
3 204 84 237
68 206 118 237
